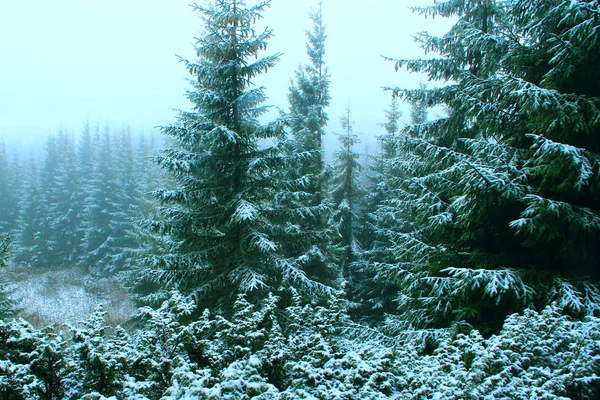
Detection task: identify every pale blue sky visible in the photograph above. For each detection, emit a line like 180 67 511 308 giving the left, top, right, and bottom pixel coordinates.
0 0 452 153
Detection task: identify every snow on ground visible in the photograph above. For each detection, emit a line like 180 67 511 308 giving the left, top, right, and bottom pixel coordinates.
3 265 136 327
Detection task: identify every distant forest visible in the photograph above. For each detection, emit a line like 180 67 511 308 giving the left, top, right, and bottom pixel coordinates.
0 0 599 398
0 126 162 276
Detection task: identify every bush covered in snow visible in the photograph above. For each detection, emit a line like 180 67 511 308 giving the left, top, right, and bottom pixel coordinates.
1 291 599 399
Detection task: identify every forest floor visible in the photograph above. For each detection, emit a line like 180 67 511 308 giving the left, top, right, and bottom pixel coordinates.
2 264 136 328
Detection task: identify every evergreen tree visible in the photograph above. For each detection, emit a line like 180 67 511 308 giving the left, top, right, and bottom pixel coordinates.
0 141 19 235
38 134 60 261
379 96 402 160
123 133 169 299
360 93 429 317
8 152 24 225
0 232 10 270
330 107 362 282
379 0 600 331
132 132 164 221
357 96 405 315
47 131 81 265
108 129 139 273
73 122 95 264
362 95 403 240
81 127 119 274
131 0 324 311
31 132 78 268
15 158 51 269
282 1 337 289
287 1 330 201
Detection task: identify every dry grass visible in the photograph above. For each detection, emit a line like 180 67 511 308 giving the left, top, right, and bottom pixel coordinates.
2 264 137 328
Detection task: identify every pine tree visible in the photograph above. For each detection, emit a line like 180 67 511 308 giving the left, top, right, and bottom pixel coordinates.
66 306 126 396
122 133 169 300
282 1 337 290
31 132 80 268
362 95 403 243
15 158 51 269
8 152 24 225
0 141 19 235
361 94 428 316
357 96 405 316
108 129 139 273
0 235 9 269
379 96 402 160
131 0 325 311
38 134 60 263
378 0 600 331
47 131 81 265
287 1 330 200
73 122 95 264
81 127 119 274
330 107 362 282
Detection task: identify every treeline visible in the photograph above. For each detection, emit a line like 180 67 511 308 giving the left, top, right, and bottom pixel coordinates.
0 125 162 275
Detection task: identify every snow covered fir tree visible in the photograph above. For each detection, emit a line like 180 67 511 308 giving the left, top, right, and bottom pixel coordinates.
282 1 338 292
0 0 599 398
330 106 363 282
127 0 334 312
375 0 600 333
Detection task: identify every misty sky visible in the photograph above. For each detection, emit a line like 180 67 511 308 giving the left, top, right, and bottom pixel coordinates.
0 0 453 154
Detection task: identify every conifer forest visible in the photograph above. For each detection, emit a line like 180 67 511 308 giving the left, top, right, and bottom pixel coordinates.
1 0 600 398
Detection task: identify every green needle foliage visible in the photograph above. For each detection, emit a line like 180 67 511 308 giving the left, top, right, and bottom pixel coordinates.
373 0 600 332
283 1 338 291
130 0 330 312
331 107 363 282
0 234 14 317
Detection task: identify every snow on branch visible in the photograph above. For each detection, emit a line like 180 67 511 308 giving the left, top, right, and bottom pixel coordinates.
527 133 594 191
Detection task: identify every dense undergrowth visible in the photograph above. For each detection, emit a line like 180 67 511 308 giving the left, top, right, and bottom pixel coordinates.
1 291 599 399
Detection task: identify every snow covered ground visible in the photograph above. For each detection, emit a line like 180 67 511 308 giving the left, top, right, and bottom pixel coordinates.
3 265 136 327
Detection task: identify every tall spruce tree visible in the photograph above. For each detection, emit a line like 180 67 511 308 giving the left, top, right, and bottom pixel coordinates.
15 158 51 269
0 141 19 235
37 133 63 266
108 129 139 273
362 94 428 316
378 96 402 160
378 0 600 331
357 96 405 315
0 142 10 234
81 127 119 274
122 133 167 296
283 2 337 288
287 1 330 200
330 107 362 282
131 0 326 311
48 131 81 265
74 122 95 264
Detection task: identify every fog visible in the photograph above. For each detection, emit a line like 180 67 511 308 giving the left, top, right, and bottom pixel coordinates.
0 0 452 154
